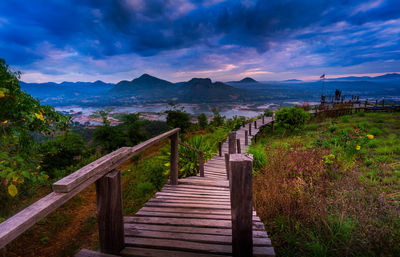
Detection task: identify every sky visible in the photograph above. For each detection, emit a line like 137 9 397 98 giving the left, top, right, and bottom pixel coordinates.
0 0 400 83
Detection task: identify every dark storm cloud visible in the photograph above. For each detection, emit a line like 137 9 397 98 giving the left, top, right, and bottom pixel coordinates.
0 0 399 80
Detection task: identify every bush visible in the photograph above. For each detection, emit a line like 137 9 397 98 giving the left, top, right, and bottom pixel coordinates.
120 113 147 146
197 113 208 129
264 109 273 117
93 125 126 153
247 144 267 171
275 106 310 131
211 108 225 127
39 132 86 178
165 104 191 133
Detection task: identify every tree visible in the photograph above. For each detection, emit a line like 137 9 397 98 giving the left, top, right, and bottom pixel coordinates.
0 58 69 199
264 109 273 117
93 110 126 153
39 132 86 178
275 106 310 131
211 108 225 127
120 113 147 146
197 113 208 129
164 104 191 133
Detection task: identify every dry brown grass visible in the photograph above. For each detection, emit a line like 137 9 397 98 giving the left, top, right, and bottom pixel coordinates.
253 141 400 256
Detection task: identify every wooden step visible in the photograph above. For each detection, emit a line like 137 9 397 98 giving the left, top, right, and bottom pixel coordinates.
75 249 119 257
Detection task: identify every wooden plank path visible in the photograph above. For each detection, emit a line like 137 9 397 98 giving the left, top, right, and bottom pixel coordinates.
119 118 275 257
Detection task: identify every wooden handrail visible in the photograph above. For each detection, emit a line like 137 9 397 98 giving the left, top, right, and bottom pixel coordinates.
54 128 180 193
0 128 180 250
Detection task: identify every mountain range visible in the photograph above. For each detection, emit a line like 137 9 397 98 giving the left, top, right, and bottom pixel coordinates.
20 73 400 106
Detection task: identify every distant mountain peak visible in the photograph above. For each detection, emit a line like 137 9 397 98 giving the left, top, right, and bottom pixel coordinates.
239 77 257 83
187 78 212 85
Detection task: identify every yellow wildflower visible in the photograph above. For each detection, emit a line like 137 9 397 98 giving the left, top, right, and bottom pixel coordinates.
35 112 44 121
356 145 361 151
2 120 8 124
367 134 374 139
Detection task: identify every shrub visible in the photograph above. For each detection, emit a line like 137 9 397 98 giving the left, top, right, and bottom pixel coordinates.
197 113 208 129
165 104 191 133
120 113 147 146
275 106 310 131
211 108 225 127
264 109 273 117
247 144 267 171
39 132 86 178
93 125 126 153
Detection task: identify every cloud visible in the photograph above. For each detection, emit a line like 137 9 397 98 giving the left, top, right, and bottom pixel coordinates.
0 0 399 82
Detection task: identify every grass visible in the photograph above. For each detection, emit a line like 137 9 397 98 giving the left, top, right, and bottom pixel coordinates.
252 111 400 257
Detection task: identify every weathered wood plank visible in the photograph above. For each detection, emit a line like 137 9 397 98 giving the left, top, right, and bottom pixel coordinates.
163 184 229 191
124 237 272 256
177 179 229 188
125 216 232 228
96 169 124 254
144 202 231 210
0 165 117 250
229 154 254 257
124 237 232 254
53 147 131 193
170 131 179 185
124 223 268 237
121 247 226 257
136 207 232 215
74 249 120 257
161 187 230 194
148 198 230 204
155 192 230 199
124 230 271 246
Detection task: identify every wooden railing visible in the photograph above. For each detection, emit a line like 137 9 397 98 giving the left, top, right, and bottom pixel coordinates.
0 128 180 253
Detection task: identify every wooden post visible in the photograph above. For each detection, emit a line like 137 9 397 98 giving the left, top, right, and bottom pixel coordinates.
218 141 222 157
228 132 237 154
254 134 257 143
365 99 367 107
248 123 252 136
254 120 257 129
375 99 378 106
245 130 248 146
224 153 230 180
262 115 264 124
199 151 204 177
236 139 241 154
96 169 124 254
242 121 245 128
229 154 253 257
170 132 178 185
382 99 384 107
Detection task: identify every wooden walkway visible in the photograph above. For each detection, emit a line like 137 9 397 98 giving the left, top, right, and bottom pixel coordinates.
119 118 275 257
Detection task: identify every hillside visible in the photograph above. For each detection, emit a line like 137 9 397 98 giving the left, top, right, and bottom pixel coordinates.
179 78 250 102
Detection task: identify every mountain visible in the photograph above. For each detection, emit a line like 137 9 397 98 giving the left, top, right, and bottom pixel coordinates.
107 74 180 103
239 77 257 83
229 77 258 83
282 79 303 83
328 73 400 82
20 80 114 104
110 74 174 94
180 78 251 102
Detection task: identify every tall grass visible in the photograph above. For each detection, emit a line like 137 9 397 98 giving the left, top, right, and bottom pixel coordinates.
253 112 400 257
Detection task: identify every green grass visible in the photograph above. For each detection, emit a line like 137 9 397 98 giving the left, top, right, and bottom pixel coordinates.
253 111 400 257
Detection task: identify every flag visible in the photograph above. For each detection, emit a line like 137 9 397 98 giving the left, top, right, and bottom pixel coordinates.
320 74 325 79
